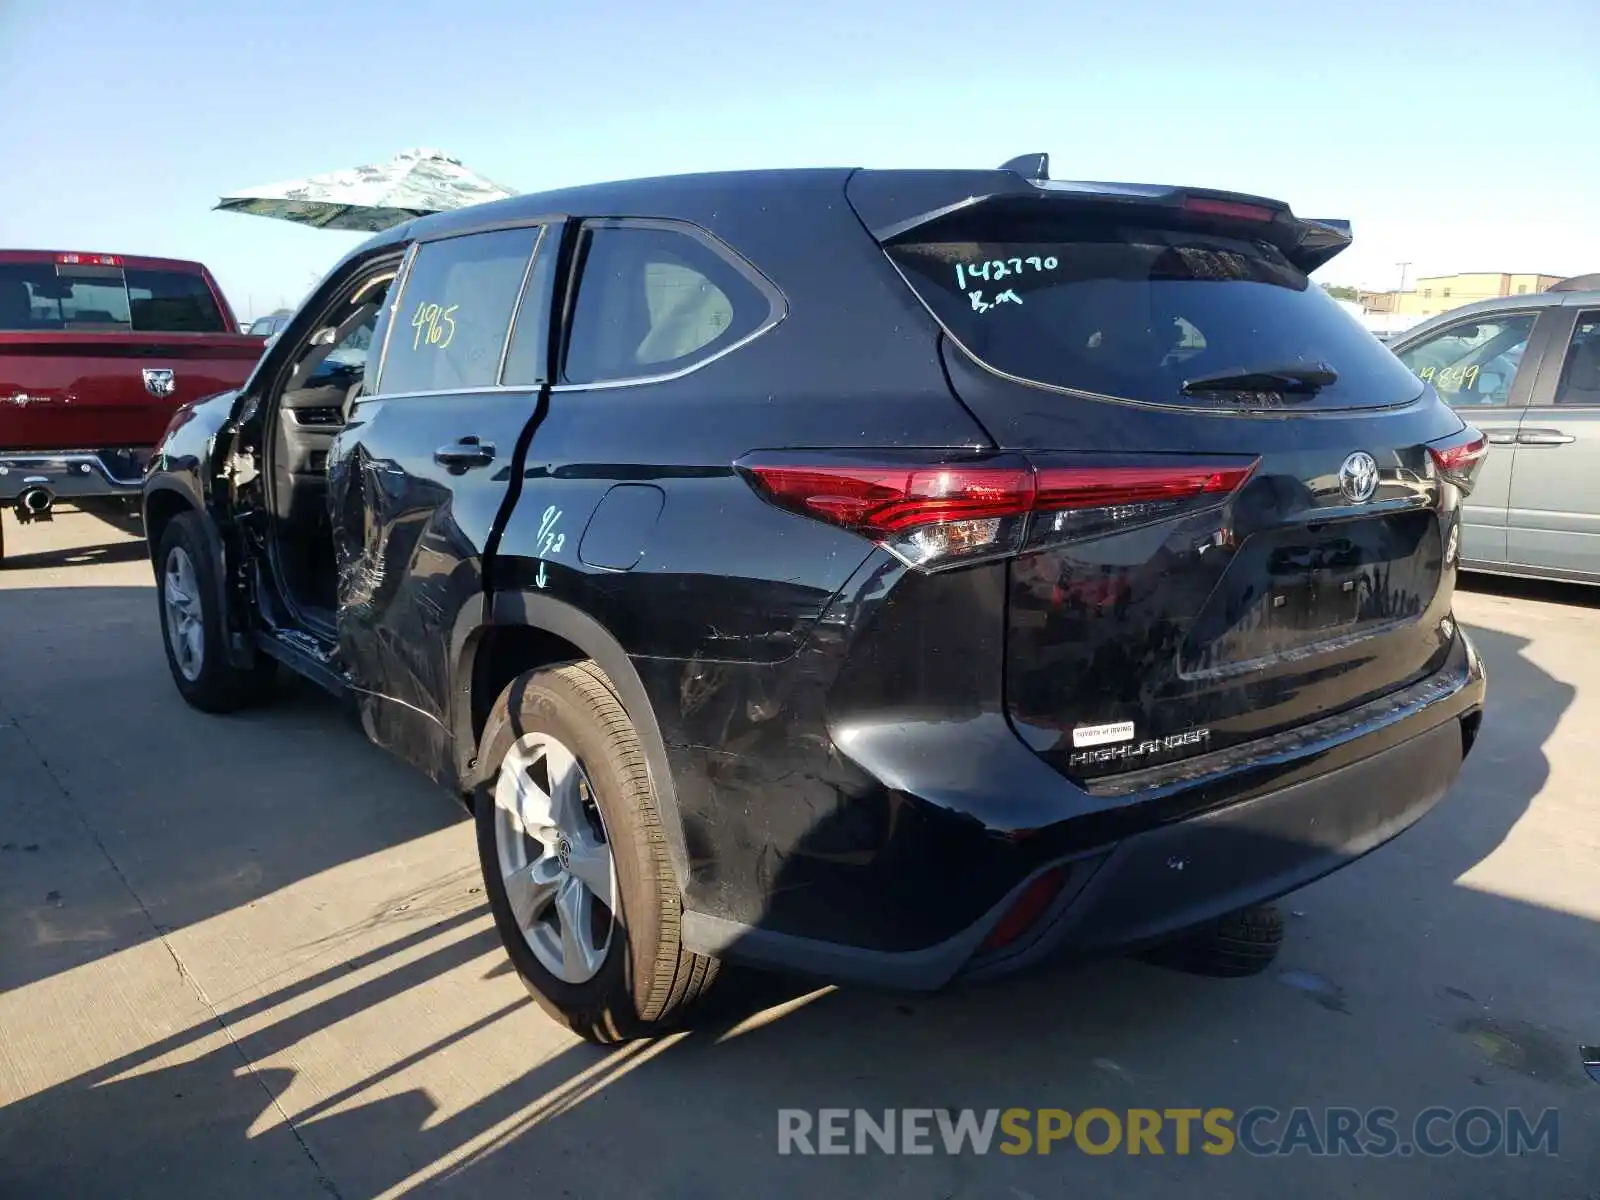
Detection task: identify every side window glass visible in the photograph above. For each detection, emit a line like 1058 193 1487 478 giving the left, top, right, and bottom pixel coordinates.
562 224 772 385
1394 313 1537 407
279 271 398 406
501 227 560 387
1554 312 1600 407
377 226 540 395
307 309 378 389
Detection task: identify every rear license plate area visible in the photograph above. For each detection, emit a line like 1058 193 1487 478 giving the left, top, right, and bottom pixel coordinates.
1265 547 1366 633
1182 512 1439 675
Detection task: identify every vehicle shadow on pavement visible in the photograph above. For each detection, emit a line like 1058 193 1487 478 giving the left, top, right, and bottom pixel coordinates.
0 585 466 999
0 536 150 570
1459 570 1600 610
1 589 1595 1198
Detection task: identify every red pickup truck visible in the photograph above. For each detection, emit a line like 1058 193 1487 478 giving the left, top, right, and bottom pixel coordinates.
0 250 265 562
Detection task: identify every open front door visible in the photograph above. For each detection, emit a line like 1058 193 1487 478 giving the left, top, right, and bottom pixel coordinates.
329 222 561 784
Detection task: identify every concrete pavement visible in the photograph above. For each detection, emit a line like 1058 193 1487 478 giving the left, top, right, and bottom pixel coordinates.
1 510 1596 1198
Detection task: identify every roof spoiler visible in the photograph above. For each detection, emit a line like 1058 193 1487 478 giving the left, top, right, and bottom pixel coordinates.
1292 219 1354 274
998 152 1049 181
847 168 1353 273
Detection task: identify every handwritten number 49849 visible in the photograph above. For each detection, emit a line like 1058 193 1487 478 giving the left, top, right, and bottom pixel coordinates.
411 301 458 351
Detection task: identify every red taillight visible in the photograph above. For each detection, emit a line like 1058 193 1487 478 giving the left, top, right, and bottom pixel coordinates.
1034 463 1257 511
983 868 1066 952
1182 196 1276 223
1428 429 1488 497
1429 432 1488 476
56 252 121 266
741 455 1256 571
744 464 1035 534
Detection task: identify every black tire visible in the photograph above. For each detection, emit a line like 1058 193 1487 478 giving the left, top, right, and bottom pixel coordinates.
475 661 719 1042
1140 903 1285 978
155 511 275 713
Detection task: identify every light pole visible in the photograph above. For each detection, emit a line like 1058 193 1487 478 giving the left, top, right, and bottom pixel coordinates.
1392 262 1412 335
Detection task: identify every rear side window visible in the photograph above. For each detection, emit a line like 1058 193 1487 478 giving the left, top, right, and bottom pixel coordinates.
886 215 1424 410
125 269 226 332
0 263 226 333
1554 312 1600 407
377 226 540 395
562 224 773 385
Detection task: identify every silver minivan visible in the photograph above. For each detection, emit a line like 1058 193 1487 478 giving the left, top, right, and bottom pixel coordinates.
1391 275 1600 584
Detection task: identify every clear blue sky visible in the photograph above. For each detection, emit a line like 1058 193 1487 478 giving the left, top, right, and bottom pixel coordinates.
3 0 1596 318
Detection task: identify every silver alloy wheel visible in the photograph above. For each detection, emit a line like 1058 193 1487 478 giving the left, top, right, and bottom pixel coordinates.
163 546 205 683
493 732 616 983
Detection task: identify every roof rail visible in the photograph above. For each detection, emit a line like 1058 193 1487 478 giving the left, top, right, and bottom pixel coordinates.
1549 273 1600 293
998 153 1049 181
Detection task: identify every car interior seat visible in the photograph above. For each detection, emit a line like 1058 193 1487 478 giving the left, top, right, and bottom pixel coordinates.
635 265 731 365
1558 333 1600 407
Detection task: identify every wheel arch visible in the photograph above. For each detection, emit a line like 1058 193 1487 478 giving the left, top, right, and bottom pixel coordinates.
142 481 202 572
455 590 689 890
143 481 257 669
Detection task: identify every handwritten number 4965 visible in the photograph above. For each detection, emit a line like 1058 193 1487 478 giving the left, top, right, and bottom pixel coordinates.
411 302 459 351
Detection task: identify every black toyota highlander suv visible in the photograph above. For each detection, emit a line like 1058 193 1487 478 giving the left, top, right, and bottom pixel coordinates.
143 155 1486 1041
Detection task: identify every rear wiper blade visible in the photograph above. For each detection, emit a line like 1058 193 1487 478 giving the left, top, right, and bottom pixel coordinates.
1182 362 1339 394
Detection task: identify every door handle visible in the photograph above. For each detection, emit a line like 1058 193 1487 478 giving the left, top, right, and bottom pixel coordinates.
1516 429 1576 446
434 437 496 468
1480 427 1519 446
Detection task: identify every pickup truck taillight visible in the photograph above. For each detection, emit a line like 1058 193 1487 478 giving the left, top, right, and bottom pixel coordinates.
738 452 1258 571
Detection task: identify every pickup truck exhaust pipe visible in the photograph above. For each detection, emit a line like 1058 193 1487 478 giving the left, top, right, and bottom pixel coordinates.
15 486 54 524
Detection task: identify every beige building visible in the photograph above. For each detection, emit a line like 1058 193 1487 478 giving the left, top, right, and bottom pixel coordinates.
1361 272 1565 319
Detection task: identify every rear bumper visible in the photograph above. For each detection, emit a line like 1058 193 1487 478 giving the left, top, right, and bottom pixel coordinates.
681 631 1485 989
0 449 148 503
964 713 1468 981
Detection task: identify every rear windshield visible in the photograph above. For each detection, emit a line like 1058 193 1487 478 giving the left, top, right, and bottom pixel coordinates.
886 215 1422 409
0 263 227 333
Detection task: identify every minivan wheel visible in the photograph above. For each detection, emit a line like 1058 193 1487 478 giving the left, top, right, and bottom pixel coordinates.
1140 903 1285 978
155 512 274 713
476 661 719 1042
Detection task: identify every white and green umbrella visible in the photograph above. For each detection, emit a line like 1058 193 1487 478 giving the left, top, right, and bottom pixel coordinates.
214 147 515 232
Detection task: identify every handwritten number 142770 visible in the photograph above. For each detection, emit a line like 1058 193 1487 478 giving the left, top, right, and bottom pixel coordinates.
956 256 1058 289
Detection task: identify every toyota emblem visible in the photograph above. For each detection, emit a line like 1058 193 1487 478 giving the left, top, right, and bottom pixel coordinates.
1338 452 1379 503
